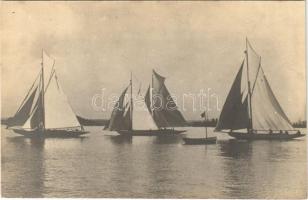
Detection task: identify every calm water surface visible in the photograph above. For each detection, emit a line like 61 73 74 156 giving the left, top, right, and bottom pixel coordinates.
1 126 307 198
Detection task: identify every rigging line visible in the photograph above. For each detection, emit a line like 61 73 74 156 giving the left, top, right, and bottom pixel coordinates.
246 39 261 58
259 67 292 125
54 70 60 90
53 70 80 121
15 70 41 113
44 69 56 93
123 84 131 105
154 75 180 113
131 74 144 96
131 72 142 87
43 50 55 60
27 71 45 119
26 95 41 121
251 57 262 95
44 59 56 92
245 38 253 130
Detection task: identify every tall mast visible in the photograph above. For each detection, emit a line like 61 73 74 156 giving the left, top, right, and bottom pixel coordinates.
205 110 208 138
130 71 133 130
151 70 154 116
245 38 253 131
41 49 46 131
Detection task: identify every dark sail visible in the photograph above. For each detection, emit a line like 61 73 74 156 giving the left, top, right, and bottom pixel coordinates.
8 87 38 127
145 86 169 127
25 89 44 130
216 61 250 130
144 86 152 114
151 70 186 127
107 87 128 131
122 104 132 130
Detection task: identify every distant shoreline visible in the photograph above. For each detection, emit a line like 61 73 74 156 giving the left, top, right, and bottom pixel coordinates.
1 116 306 128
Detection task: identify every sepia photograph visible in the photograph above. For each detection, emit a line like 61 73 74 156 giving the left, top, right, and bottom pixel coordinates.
1 1 307 198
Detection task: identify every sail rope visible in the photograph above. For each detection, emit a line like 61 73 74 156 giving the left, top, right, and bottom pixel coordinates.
44 59 56 92
15 70 41 113
251 58 262 95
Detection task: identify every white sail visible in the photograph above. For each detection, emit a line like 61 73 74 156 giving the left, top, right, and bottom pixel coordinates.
44 71 81 129
216 39 293 132
132 94 158 130
251 68 293 130
43 51 55 89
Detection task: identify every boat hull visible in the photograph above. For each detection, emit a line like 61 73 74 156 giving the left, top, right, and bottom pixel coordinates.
117 129 186 136
228 132 305 140
11 128 88 138
183 136 217 145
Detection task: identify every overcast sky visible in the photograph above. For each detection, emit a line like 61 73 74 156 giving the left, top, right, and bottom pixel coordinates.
1 1 305 122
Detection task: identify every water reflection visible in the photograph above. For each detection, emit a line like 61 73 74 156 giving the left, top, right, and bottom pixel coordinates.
143 143 178 198
217 139 306 198
106 135 132 145
217 139 256 198
2 127 306 198
153 135 183 144
3 136 46 197
218 139 253 159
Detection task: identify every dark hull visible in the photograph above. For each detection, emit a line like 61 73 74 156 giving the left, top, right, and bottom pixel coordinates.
117 129 186 136
183 136 217 145
228 132 305 140
12 128 88 138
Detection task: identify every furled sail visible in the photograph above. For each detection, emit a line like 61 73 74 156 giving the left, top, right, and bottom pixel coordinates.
215 61 250 130
251 68 293 130
44 70 81 129
151 70 186 127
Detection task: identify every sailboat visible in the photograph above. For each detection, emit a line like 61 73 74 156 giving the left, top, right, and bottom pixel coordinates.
105 70 186 136
8 51 88 138
215 39 304 140
183 111 217 145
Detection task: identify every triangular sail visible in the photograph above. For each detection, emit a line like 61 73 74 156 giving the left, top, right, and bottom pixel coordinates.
9 87 38 127
122 103 132 130
145 86 168 127
251 68 293 130
246 40 261 86
107 87 129 131
217 39 294 132
18 51 81 131
23 86 44 130
44 70 81 129
132 94 158 130
42 51 55 90
151 70 186 127
8 71 41 127
107 83 158 131
216 61 250 130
